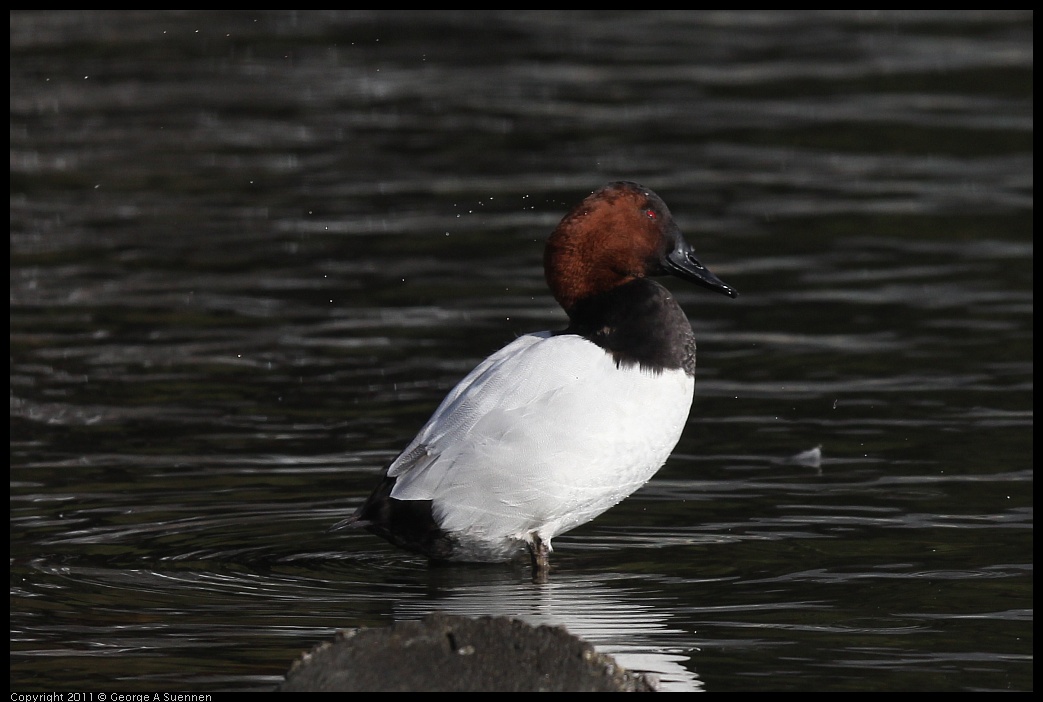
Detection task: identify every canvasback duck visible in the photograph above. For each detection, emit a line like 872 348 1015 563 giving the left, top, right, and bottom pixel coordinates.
332 181 737 578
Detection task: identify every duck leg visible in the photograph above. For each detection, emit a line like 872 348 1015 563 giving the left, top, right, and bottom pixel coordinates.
528 533 551 583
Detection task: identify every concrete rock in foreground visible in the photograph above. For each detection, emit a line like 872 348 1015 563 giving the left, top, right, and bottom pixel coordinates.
278 612 657 692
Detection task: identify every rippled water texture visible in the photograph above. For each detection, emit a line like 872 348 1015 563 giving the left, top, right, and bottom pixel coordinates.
10 10 1032 692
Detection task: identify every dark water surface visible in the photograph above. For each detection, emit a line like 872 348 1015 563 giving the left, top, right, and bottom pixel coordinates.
10 11 1032 692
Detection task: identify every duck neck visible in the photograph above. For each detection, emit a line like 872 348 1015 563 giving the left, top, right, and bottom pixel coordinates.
561 278 697 376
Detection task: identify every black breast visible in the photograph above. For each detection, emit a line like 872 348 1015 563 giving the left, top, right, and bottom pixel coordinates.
560 278 697 376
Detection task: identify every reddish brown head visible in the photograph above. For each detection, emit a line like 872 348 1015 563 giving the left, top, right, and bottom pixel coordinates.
544 181 736 314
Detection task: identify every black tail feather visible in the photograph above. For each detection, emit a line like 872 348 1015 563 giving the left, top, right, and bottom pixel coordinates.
332 473 456 560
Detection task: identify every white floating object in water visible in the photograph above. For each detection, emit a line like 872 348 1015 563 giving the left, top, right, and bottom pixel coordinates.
786 445 822 468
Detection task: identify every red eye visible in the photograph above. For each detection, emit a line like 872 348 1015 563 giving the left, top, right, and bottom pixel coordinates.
645 209 657 220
